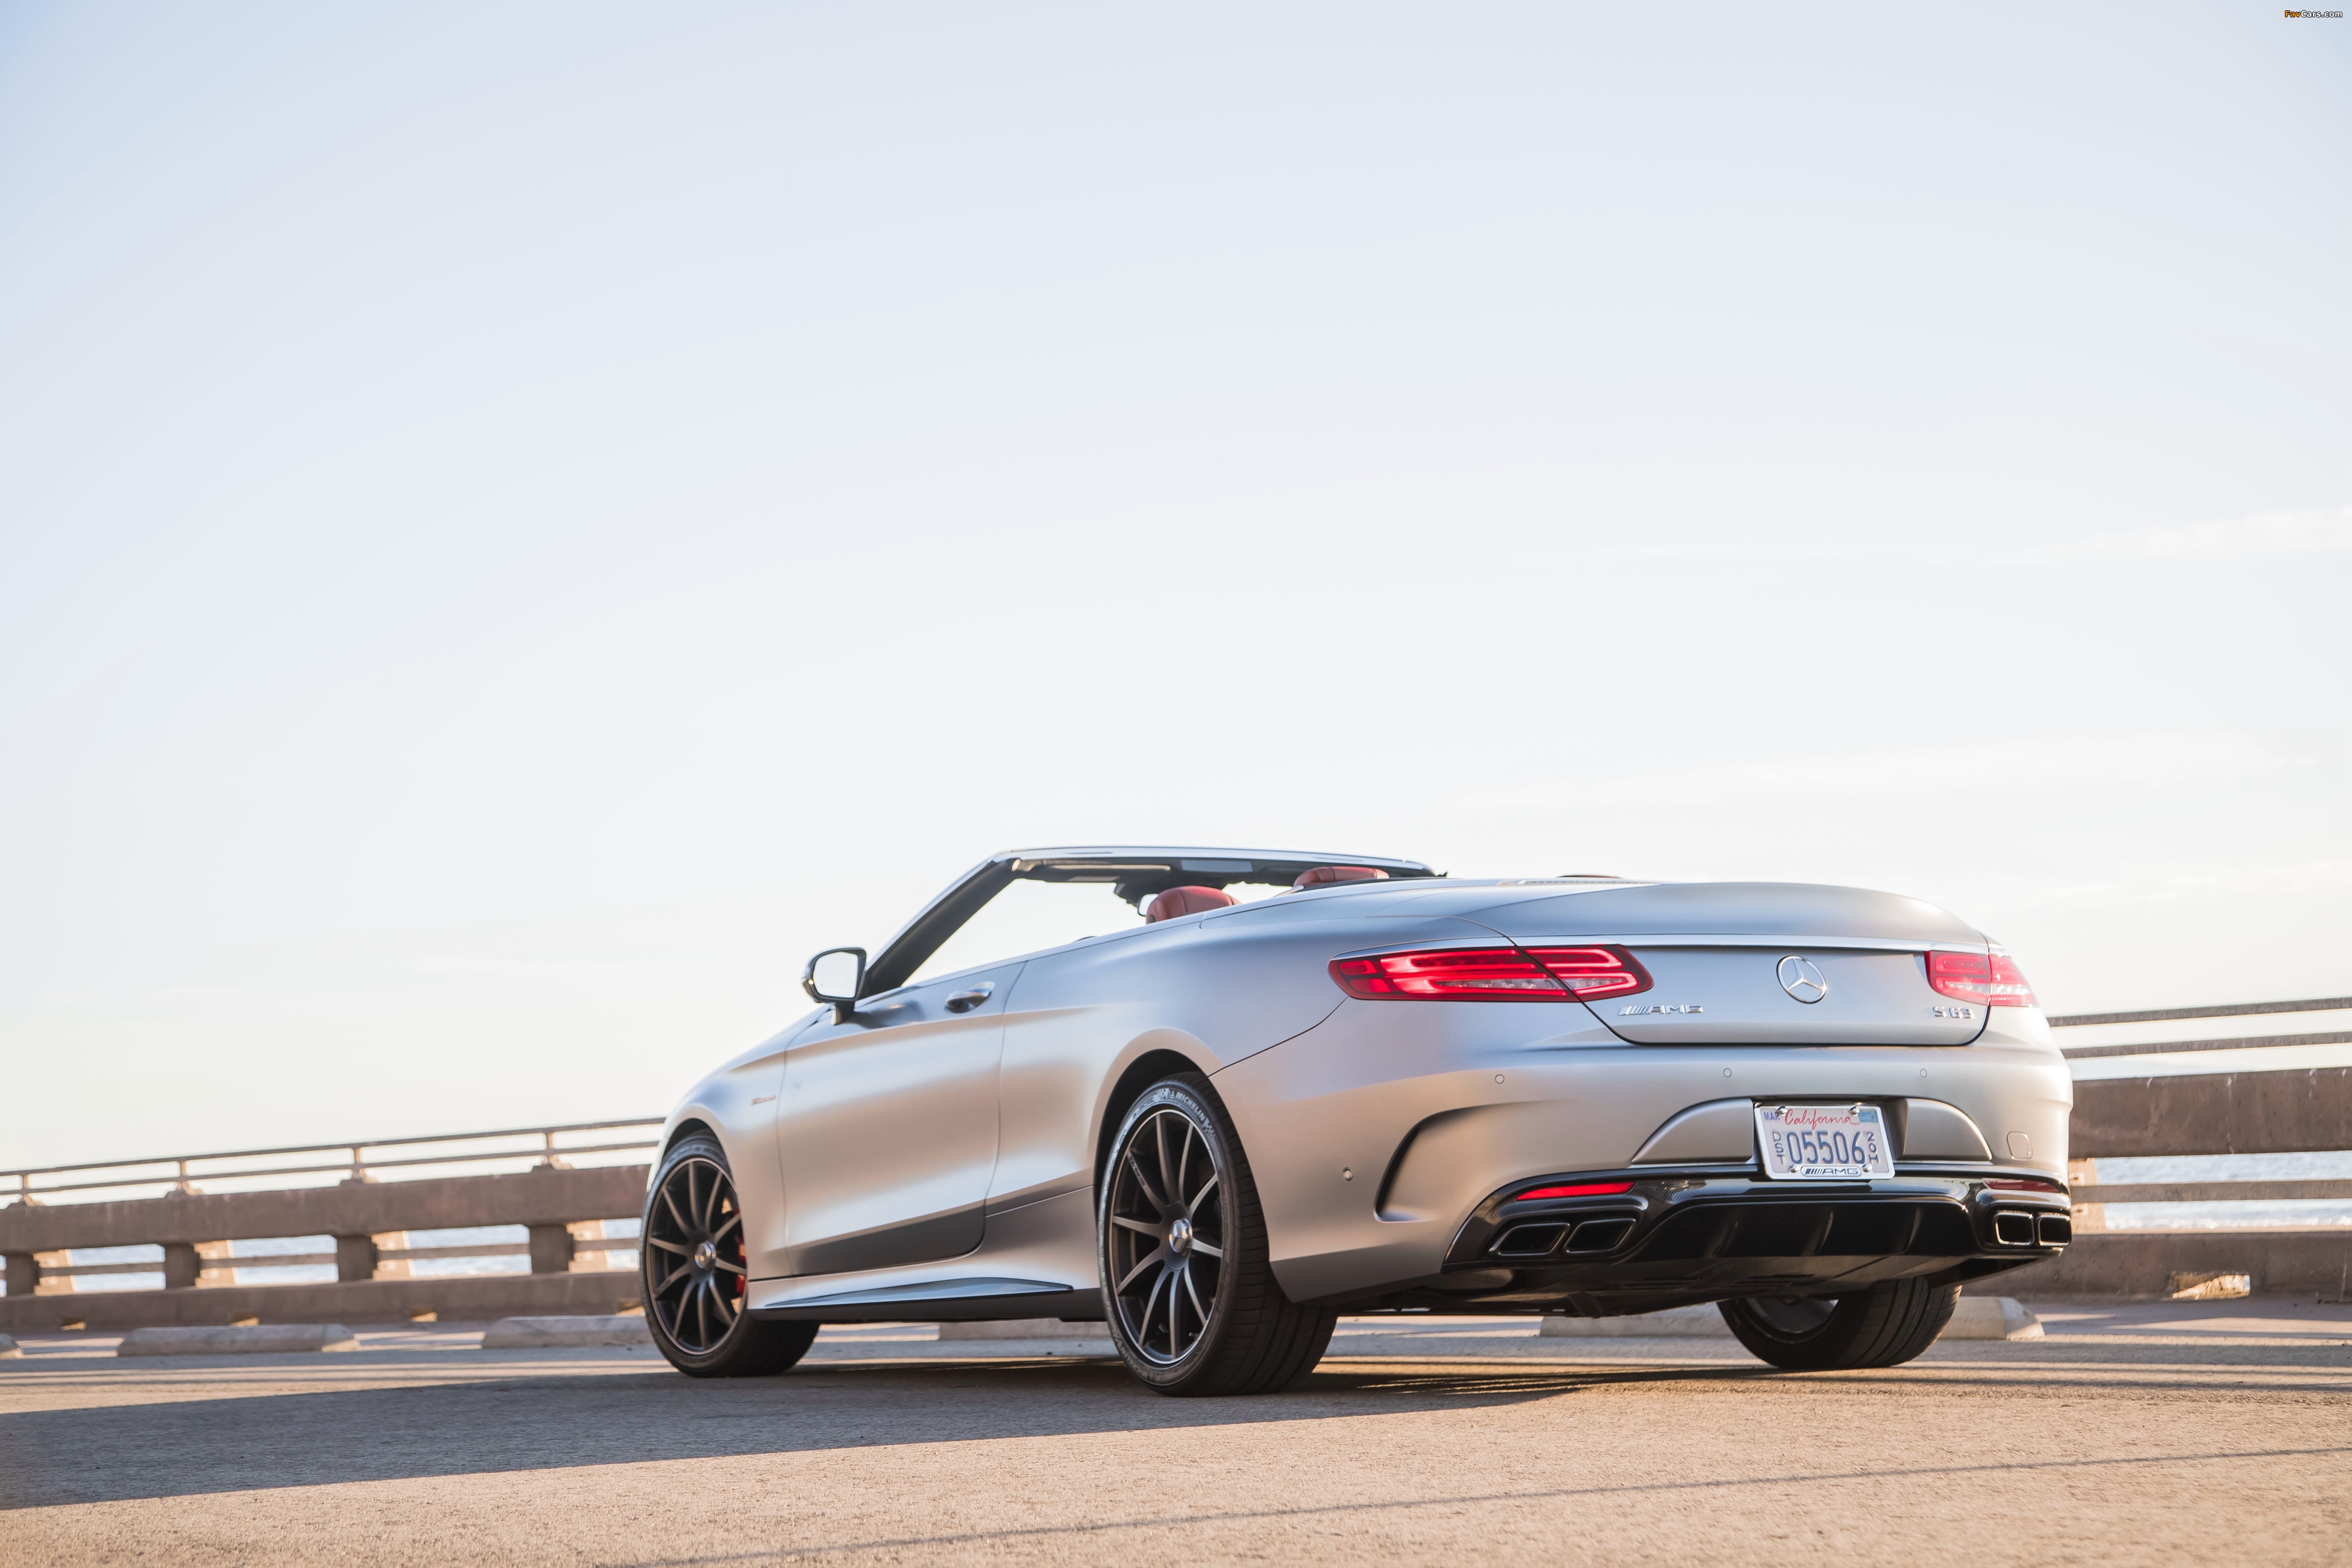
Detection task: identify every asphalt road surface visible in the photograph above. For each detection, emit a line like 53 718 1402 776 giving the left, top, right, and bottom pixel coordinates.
4 1303 2349 1566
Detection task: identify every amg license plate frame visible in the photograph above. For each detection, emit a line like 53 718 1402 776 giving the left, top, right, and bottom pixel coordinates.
1755 1102 1894 1181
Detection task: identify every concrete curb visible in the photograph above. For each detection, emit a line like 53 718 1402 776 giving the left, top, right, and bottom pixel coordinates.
118 1324 359 1356
1538 1298 2042 1342
481 1315 653 1349
937 1318 1112 1341
1945 1296 2043 1339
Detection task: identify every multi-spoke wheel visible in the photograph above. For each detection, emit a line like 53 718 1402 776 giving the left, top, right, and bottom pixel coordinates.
1718 1278 1959 1370
1098 1074 1336 1396
1106 1099 1227 1364
641 1133 818 1377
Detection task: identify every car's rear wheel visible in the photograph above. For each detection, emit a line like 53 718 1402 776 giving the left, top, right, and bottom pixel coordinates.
643 1132 818 1377
1717 1277 1959 1370
1100 1074 1336 1396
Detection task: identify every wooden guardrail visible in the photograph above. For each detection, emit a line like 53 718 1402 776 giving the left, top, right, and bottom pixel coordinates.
2 1118 662 1205
2069 1067 2352 1160
0 1121 661 1333
2028 1002 2352 1299
2049 994 2352 1060
2049 1067 2352 1296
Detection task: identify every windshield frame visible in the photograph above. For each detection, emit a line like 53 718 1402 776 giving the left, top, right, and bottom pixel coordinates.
858 846 1441 997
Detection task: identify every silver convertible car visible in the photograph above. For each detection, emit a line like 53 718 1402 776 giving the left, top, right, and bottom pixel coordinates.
640 847 2071 1394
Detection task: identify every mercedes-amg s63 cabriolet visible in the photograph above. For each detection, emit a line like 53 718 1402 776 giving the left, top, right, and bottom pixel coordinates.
640 847 2070 1393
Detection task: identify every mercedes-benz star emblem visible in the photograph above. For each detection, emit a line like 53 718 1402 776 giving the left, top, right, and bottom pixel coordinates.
1777 955 1828 1004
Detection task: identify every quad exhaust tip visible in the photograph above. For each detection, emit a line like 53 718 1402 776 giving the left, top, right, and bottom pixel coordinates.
1991 1210 2069 1247
1492 1222 1568 1257
1566 1216 1636 1253
1992 1210 2038 1246
1490 1215 1639 1259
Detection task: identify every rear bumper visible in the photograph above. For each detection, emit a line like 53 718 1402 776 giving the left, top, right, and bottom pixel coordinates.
1298 1167 2071 1315
1216 998 2074 1306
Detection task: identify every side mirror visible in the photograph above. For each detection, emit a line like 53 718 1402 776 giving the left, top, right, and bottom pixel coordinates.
803 947 867 1021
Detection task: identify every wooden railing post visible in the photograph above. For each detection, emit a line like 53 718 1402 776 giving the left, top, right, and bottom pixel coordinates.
3 1252 36 1296
527 1224 574 1274
333 1235 379 1283
527 1145 577 1272
161 1242 200 1289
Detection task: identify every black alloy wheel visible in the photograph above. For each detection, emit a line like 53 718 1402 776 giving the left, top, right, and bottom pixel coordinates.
1107 1101 1227 1364
1717 1277 1960 1370
647 1148 744 1353
1099 1075 1335 1396
641 1132 818 1377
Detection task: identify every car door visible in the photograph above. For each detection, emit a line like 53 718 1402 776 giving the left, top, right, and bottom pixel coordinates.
775 960 1022 1277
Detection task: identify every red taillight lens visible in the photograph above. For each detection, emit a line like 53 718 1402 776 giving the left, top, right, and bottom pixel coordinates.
1329 944 1652 1001
1329 948 1564 1000
1926 950 1989 1004
1526 946 1652 999
1986 948 2037 1008
1513 1181 1634 1201
1927 948 2037 1008
1986 1177 2063 1193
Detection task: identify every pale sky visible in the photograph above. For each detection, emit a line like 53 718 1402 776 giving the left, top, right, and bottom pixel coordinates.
3 3 2348 1172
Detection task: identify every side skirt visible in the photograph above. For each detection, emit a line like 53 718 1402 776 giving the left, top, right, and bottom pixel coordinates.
752 1279 1105 1325
748 1184 1104 1323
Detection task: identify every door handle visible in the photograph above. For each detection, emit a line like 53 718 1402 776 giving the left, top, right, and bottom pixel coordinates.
944 982 994 1014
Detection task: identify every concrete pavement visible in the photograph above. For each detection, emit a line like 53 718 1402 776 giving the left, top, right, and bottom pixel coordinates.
3 1304 2349 1565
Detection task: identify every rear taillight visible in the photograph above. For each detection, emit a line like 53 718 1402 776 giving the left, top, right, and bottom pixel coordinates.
1328 945 1651 1001
1330 948 1563 1000
1986 948 2037 1007
1526 946 1651 999
1926 951 1988 1005
1927 948 2039 1009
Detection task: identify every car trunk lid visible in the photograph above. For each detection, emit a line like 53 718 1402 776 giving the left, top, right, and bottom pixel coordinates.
1471 881 1990 1046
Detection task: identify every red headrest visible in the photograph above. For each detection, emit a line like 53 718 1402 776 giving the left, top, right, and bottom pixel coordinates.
1291 865 1390 890
1145 885 1238 923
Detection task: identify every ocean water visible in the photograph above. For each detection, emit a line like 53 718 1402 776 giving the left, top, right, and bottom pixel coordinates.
2086 1150 2352 1231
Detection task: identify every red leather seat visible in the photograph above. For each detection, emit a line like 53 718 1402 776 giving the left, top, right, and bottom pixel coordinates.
1291 866 1390 890
1146 885 1238 922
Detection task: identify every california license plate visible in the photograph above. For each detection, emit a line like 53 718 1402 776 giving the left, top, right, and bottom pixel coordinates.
1755 1103 1893 1180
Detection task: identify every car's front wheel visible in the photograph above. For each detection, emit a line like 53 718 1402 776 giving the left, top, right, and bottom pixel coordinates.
1717 1277 1960 1370
642 1132 818 1377
1099 1074 1336 1396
